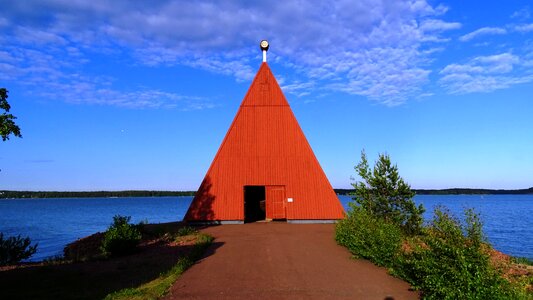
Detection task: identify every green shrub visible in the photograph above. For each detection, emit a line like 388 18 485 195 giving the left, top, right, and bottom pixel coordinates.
101 215 142 257
177 226 197 237
511 256 533 266
0 233 38 265
338 151 528 299
336 206 403 267
397 207 521 299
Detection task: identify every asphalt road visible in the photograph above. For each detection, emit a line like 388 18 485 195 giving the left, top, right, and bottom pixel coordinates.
165 222 419 300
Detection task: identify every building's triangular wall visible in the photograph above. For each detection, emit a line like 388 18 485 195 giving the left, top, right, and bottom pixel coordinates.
185 63 345 221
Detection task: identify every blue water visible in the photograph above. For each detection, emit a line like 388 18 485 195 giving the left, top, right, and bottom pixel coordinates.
0 197 192 261
0 195 531 261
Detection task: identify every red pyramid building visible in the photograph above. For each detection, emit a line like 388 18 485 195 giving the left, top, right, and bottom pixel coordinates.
185 60 345 223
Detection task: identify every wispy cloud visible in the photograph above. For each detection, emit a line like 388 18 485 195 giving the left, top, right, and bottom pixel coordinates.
0 0 463 106
0 17 8 27
439 53 533 94
511 7 530 20
327 47 431 106
515 23 533 32
281 81 315 97
49 85 213 110
420 19 462 32
459 27 507 42
0 32 211 109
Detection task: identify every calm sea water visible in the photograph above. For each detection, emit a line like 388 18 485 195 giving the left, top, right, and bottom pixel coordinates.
0 195 531 261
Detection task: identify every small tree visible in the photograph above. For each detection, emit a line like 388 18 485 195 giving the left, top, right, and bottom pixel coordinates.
0 233 38 265
1 88 22 141
101 215 142 256
352 150 424 235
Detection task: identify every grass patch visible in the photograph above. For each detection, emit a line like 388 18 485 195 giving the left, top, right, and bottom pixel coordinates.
176 226 197 237
104 233 213 300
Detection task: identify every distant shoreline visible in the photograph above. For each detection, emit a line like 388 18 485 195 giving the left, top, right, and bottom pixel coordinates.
0 190 195 199
336 188 533 196
1 188 532 199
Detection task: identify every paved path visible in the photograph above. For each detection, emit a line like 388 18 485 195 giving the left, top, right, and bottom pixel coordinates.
165 223 418 300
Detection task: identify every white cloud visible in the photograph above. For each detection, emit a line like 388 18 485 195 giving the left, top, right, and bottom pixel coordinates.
515 23 533 32
0 45 210 109
475 53 519 71
1 0 464 106
459 27 507 42
328 47 431 106
511 7 531 20
15 27 67 45
280 81 315 96
439 53 533 94
36 77 213 110
60 88 211 110
420 19 461 32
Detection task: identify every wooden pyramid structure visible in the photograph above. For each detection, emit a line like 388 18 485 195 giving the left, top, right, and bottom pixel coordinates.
185 62 345 223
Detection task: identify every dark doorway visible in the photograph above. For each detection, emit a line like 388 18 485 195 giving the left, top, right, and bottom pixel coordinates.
244 186 266 223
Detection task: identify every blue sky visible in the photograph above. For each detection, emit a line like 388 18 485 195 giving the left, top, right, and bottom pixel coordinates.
1 0 532 191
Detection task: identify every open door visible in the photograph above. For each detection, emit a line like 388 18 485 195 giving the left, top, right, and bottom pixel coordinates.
266 186 286 220
244 186 266 223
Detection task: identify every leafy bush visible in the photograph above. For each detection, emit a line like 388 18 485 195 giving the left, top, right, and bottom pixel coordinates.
511 256 533 266
0 233 38 265
101 215 142 257
177 226 197 237
337 151 529 299
336 206 403 267
352 151 425 235
396 207 521 299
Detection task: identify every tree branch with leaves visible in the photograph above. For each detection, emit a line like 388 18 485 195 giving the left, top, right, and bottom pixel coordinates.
0 88 22 141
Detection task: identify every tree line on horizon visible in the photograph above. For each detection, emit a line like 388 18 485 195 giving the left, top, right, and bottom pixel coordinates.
2 187 533 199
0 190 195 199
335 187 533 195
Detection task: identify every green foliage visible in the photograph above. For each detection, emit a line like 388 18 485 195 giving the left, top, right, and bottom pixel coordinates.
176 226 197 237
511 256 533 266
101 215 142 257
105 233 213 300
352 150 425 235
336 206 403 267
0 88 22 141
337 151 528 299
396 207 522 299
0 233 38 265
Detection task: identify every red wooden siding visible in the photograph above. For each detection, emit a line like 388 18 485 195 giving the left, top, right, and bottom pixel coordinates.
185 63 345 221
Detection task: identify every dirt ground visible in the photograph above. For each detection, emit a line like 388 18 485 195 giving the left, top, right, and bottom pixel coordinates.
0 223 198 300
165 222 419 300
